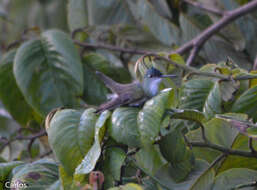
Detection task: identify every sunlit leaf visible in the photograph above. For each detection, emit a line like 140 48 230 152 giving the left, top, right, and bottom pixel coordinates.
47 108 97 175
75 110 110 174
138 89 175 145
109 107 141 147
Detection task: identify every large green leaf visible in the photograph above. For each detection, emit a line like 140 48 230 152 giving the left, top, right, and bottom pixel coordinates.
0 50 36 125
126 0 180 46
213 168 257 190
231 86 257 122
154 160 214 190
138 89 174 145
103 147 126 189
109 107 141 148
135 145 166 176
67 0 88 31
180 79 222 119
10 159 59 190
159 129 195 182
75 110 110 174
204 118 238 148
47 108 97 175
14 29 83 116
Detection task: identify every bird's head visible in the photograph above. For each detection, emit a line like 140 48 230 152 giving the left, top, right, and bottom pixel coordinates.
144 67 176 79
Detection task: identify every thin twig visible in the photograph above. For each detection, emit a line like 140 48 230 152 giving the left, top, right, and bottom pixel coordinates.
182 0 225 16
209 153 226 169
248 138 257 154
190 141 257 158
73 40 152 55
0 129 47 152
144 54 257 80
175 0 257 65
186 47 199 66
39 150 53 158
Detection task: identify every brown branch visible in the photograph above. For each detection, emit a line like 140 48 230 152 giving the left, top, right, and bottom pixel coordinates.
143 54 257 81
190 141 257 158
182 0 225 16
73 40 152 55
0 129 47 152
175 0 257 65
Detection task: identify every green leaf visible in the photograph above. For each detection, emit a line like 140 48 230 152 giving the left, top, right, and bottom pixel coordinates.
180 79 222 119
158 129 195 182
127 0 180 46
204 118 238 148
67 0 88 31
75 110 110 174
168 109 206 124
59 166 73 190
0 161 24 189
109 107 141 148
154 159 213 190
47 108 97 175
231 86 257 122
135 145 166 176
103 147 126 188
138 89 174 145
14 29 83 116
213 168 257 190
0 50 37 125
10 159 59 190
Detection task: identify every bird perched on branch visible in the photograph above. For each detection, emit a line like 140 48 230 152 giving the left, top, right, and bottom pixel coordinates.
95 67 176 113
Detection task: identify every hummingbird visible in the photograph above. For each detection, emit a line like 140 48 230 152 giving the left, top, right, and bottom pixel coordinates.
95 67 176 113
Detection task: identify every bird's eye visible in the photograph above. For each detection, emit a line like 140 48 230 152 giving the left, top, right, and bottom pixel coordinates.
147 74 152 78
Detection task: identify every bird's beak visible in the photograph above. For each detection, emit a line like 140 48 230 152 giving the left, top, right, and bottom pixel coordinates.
159 74 177 78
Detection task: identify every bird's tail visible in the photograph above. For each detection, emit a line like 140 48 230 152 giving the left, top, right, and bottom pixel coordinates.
95 71 123 94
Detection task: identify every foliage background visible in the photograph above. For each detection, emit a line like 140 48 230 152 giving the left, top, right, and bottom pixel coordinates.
0 0 257 190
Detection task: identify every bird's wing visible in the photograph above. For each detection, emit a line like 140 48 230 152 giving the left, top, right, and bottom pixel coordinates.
95 97 130 113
